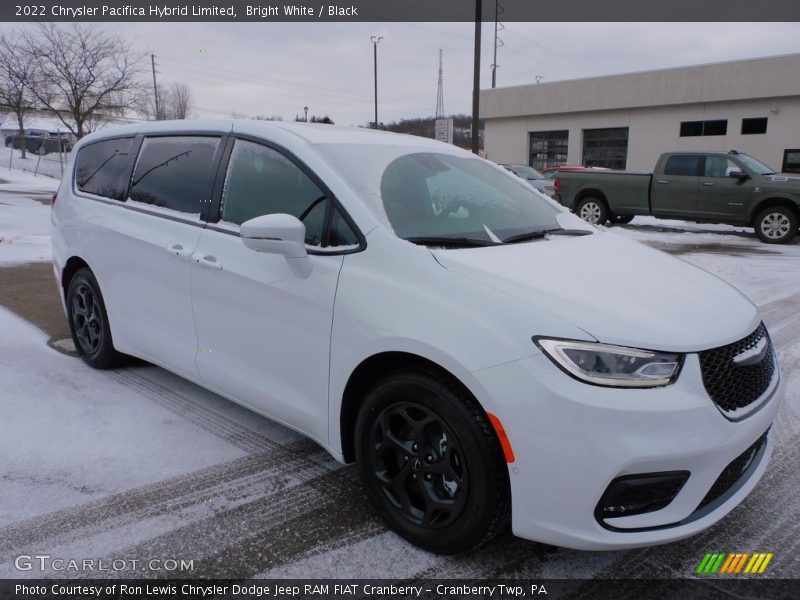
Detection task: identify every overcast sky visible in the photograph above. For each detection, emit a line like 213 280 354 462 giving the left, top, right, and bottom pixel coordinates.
9 21 800 126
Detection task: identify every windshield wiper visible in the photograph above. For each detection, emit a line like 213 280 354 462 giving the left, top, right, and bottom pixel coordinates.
405 236 499 248
502 228 592 244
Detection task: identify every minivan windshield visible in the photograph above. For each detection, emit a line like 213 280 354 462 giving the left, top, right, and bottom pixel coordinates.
319 145 561 244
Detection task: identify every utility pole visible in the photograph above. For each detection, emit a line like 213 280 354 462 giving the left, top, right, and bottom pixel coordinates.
371 36 383 129
471 0 482 154
151 54 160 120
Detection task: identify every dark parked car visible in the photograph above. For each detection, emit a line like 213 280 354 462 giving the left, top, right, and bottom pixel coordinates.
5 129 72 155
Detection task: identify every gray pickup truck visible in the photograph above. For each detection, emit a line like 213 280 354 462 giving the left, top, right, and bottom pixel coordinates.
554 150 800 243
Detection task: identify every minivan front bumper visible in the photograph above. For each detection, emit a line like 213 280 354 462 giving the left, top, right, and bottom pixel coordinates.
471 351 782 550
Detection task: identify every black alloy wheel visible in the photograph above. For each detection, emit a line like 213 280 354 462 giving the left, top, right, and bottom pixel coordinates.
66 268 125 368
369 401 468 529
356 370 509 554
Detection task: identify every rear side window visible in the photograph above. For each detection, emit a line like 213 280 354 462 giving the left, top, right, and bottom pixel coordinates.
75 137 136 201
221 139 357 247
664 155 702 177
129 136 220 215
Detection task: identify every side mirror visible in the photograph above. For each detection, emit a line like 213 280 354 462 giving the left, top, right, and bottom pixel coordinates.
728 170 749 181
240 213 312 277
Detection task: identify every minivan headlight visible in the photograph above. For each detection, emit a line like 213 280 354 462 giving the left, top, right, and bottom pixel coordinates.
534 338 683 388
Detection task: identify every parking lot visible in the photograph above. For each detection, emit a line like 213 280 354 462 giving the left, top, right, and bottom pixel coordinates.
0 172 798 580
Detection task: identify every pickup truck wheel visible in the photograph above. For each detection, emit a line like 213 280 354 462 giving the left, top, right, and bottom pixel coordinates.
755 207 798 244
611 215 634 225
355 369 509 554
576 197 609 225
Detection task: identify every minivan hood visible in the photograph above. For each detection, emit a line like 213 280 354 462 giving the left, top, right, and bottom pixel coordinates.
433 232 759 352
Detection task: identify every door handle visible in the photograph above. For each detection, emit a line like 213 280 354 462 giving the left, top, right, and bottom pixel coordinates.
656 180 669 184
166 243 192 259
193 253 223 270
702 182 716 187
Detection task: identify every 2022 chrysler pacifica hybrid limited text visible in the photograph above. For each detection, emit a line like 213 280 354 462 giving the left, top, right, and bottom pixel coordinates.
52 120 783 554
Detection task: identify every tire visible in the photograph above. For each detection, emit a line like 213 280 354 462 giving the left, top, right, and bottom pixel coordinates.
575 197 610 225
754 206 798 244
66 268 125 368
611 215 634 225
36 145 48 156
355 369 509 554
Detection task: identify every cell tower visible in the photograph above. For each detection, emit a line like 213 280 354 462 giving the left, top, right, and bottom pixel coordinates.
435 49 445 119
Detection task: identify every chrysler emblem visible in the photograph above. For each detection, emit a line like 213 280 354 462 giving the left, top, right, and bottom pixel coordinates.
732 337 769 366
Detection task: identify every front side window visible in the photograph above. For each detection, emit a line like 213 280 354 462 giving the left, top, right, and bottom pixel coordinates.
75 137 136 201
129 136 220 215
704 156 739 178
221 139 356 247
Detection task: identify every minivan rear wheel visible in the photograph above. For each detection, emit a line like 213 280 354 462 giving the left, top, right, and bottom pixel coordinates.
66 268 125 368
355 370 509 554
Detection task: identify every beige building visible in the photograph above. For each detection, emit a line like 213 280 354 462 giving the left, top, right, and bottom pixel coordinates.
481 53 800 174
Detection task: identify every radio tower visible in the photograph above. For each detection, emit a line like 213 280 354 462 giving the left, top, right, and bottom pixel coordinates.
435 49 445 119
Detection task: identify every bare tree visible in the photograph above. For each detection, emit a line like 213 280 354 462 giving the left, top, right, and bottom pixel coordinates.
24 23 144 138
135 81 193 120
169 82 193 119
0 30 36 157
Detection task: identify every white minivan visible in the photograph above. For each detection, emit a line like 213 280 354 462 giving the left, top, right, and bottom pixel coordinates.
52 120 782 554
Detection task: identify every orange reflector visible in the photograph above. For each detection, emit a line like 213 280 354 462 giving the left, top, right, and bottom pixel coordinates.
487 412 516 463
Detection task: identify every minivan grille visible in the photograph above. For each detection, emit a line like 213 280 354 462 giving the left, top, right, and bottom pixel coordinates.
697 431 768 510
698 323 775 416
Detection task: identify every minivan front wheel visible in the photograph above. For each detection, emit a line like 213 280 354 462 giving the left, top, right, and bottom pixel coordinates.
66 268 125 368
755 206 798 244
355 370 509 554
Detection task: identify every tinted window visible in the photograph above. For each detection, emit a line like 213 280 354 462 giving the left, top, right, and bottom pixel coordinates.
129 136 220 214
75 137 136 201
679 121 703 137
742 117 768 135
220 140 328 246
664 155 702 176
703 120 727 136
680 120 727 137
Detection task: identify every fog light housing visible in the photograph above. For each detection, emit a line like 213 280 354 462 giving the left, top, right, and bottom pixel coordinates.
595 471 690 522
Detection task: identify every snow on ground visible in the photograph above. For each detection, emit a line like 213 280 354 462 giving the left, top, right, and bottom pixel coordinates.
0 145 68 180
0 168 59 265
0 305 245 526
612 216 800 305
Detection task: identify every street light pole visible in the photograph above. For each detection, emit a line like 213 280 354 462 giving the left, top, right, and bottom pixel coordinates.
371 35 383 129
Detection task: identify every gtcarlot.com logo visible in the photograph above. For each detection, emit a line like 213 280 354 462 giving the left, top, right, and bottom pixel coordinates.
696 552 773 575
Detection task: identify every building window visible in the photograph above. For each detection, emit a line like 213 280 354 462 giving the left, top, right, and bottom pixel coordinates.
741 117 768 135
582 127 629 170
679 120 728 137
529 130 568 170
783 149 800 174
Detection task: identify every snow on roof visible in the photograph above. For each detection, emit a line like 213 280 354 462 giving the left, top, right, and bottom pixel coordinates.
77 119 455 153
